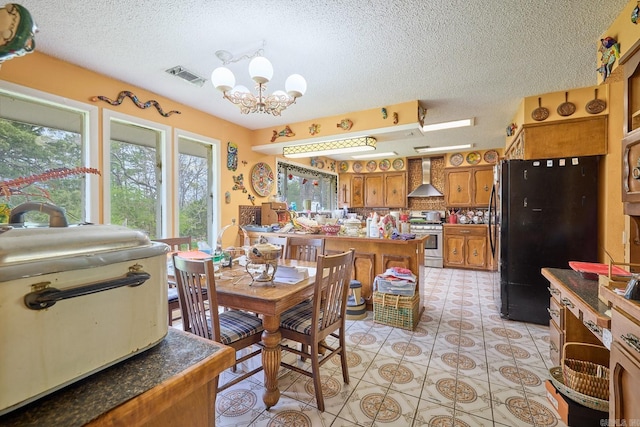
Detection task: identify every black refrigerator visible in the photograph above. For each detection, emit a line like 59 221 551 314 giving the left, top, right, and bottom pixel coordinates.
497 156 598 325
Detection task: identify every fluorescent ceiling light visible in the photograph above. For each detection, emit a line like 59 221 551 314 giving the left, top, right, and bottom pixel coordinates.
414 144 473 153
422 118 474 133
283 136 376 158
351 151 397 159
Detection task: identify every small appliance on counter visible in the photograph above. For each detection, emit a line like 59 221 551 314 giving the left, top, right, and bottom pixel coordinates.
261 202 289 226
0 216 168 415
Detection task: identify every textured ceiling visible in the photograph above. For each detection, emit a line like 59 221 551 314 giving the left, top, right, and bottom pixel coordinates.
16 0 627 158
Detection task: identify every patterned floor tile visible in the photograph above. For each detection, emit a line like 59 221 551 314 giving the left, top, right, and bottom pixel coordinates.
335 382 389 426
419 367 458 408
208 266 561 427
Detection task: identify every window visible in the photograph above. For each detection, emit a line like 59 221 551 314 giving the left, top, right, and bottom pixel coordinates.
108 120 162 238
0 89 92 224
276 160 337 212
177 136 212 243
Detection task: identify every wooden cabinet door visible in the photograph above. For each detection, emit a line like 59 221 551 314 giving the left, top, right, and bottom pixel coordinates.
465 235 486 268
444 234 464 267
610 307 640 423
338 174 351 207
610 341 640 423
473 167 493 207
622 132 640 210
384 172 406 207
445 169 472 206
549 317 563 366
365 174 384 207
351 175 364 207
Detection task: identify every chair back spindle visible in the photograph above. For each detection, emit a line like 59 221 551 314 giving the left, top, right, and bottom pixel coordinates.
172 255 219 340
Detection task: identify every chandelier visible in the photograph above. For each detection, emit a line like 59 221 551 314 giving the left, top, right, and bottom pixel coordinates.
210 44 306 116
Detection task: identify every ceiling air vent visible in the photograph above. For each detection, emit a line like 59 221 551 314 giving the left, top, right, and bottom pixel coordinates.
165 66 206 87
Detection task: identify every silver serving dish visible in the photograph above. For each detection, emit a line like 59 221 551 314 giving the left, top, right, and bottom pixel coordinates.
245 243 282 285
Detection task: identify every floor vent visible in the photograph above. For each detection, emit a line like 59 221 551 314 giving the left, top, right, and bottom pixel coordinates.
165 66 206 87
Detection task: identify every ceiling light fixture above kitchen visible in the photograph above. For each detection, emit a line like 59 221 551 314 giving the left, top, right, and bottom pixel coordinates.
414 143 473 153
210 41 306 116
422 118 475 132
283 137 376 159
351 151 397 159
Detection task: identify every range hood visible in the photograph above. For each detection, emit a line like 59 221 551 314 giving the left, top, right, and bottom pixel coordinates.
408 158 443 197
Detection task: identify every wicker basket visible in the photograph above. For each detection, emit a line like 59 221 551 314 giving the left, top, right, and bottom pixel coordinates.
373 291 419 331
562 342 610 401
549 366 609 412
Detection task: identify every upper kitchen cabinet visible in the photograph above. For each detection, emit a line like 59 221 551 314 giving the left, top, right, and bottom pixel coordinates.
351 174 364 208
445 169 472 206
364 172 407 208
505 116 607 160
338 174 351 207
622 42 640 214
473 167 493 206
444 166 492 208
364 174 384 207
624 41 640 136
339 169 407 209
383 172 407 207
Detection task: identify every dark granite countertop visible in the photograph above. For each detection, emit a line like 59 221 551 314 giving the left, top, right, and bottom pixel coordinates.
0 328 227 427
542 267 610 316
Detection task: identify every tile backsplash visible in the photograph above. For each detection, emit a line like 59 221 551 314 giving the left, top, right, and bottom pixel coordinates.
407 157 445 211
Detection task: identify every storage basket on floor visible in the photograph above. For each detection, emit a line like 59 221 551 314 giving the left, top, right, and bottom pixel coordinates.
375 278 416 296
562 342 610 401
373 291 419 330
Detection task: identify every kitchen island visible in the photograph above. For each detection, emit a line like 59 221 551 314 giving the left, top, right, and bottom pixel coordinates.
245 231 426 310
0 328 234 427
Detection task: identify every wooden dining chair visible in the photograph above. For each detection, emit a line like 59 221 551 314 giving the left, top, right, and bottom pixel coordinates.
152 237 193 326
286 237 325 262
260 235 289 259
172 254 264 393
153 236 192 251
278 248 355 411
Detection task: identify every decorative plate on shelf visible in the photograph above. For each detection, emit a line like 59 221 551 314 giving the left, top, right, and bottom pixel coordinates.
483 150 498 164
379 159 391 171
352 161 363 173
250 162 274 197
339 161 349 173
366 160 377 172
450 153 464 166
392 158 404 170
466 151 481 165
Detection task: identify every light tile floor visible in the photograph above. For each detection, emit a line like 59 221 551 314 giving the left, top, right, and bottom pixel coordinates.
176 267 568 426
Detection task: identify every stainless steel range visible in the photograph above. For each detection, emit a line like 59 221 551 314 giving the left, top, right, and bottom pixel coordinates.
409 211 443 268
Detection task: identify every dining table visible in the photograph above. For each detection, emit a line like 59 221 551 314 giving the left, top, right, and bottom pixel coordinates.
212 258 318 409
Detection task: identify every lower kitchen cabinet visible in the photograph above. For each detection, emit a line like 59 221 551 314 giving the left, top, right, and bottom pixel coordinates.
610 306 640 423
542 269 640 426
443 225 488 270
547 287 602 365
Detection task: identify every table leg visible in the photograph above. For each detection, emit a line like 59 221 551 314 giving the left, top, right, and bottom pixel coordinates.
261 315 281 409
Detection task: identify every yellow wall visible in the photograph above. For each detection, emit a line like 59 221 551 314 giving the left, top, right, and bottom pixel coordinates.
0 12 634 261
251 101 422 146
506 85 609 148
602 79 625 263
597 0 640 83
0 52 269 232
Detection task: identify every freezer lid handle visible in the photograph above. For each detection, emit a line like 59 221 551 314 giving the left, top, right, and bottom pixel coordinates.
24 266 150 310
